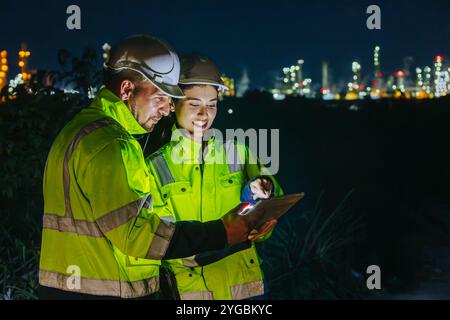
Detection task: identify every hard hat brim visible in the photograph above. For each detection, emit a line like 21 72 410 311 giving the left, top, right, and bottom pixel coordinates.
104 63 185 99
147 77 185 98
179 79 229 92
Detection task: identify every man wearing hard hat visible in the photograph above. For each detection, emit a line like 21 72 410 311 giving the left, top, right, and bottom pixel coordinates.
38 35 271 300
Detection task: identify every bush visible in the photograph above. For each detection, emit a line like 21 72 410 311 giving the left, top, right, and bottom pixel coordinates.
0 92 86 300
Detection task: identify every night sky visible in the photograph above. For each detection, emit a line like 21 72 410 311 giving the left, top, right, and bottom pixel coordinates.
1 0 450 88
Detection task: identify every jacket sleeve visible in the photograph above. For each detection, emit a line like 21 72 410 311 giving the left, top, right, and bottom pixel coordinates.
145 155 228 260
80 138 227 260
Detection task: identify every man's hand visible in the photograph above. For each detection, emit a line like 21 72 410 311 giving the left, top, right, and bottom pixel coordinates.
221 203 278 244
250 177 273 201
248 219 277 241
221 204 252 244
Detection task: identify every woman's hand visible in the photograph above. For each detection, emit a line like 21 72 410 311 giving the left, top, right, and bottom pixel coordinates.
249 177 273 201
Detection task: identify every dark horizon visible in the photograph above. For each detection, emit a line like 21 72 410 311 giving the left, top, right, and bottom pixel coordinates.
1 0 450 88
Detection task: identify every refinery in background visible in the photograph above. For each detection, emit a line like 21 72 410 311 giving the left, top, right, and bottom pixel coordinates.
1 44 449 103
271 46 450 101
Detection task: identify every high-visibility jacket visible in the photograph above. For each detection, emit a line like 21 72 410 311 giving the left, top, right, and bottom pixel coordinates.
143 126 282 300
39 88 227 298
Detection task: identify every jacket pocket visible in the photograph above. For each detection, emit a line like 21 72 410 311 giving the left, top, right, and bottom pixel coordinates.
160 181 193 200
126 255 160 267
219 172 245 189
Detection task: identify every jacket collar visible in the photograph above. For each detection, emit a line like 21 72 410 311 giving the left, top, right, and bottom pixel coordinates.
169 124 219 164
89 87 148 135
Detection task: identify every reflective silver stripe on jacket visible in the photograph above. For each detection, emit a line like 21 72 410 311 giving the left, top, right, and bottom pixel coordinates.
43 196 152 237
160 216 175 223
145 219 176 260
181 256 200 268
151 152 175 186
39 269 159 298
224 140 242 173
180 290 214 300
231 280 264 300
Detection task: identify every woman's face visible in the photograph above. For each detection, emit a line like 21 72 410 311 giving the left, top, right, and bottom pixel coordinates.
175 85 218 141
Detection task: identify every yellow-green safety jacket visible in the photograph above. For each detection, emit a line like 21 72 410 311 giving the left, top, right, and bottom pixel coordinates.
125 126 283 300
39 88 227 298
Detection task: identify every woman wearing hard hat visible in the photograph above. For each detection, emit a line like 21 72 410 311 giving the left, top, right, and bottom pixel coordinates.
140 54 283 300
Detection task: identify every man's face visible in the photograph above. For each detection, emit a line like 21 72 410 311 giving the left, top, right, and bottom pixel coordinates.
127 81 172 132
175 85 218 141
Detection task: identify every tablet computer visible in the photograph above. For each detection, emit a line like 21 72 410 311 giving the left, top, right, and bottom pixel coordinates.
238 193 305 229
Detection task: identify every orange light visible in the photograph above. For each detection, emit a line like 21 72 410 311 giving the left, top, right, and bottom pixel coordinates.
0 50 7 58
1 58 6 64
18 61 25 67
396 70 405 78
19 51 25 58
0 78 3 84
0 71 6 77
393 91 402 99
1 65 8 71
25 51 30 57
22 72 27 79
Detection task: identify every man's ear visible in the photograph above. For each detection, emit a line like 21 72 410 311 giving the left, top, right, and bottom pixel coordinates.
119 80 135 101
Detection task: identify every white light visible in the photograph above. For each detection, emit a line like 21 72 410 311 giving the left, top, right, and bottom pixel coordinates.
228 108 233 114
63 89 80 94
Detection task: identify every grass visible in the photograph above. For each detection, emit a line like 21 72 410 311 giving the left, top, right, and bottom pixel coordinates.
257 189 369 299
0 225 40 300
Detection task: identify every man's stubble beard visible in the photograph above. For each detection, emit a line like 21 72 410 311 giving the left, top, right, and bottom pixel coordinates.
127 95 155 132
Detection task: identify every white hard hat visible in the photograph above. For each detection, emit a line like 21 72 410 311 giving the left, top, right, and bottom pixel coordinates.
105 35 184 98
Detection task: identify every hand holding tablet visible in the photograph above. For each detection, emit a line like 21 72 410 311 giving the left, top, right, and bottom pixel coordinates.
239 193 305 230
